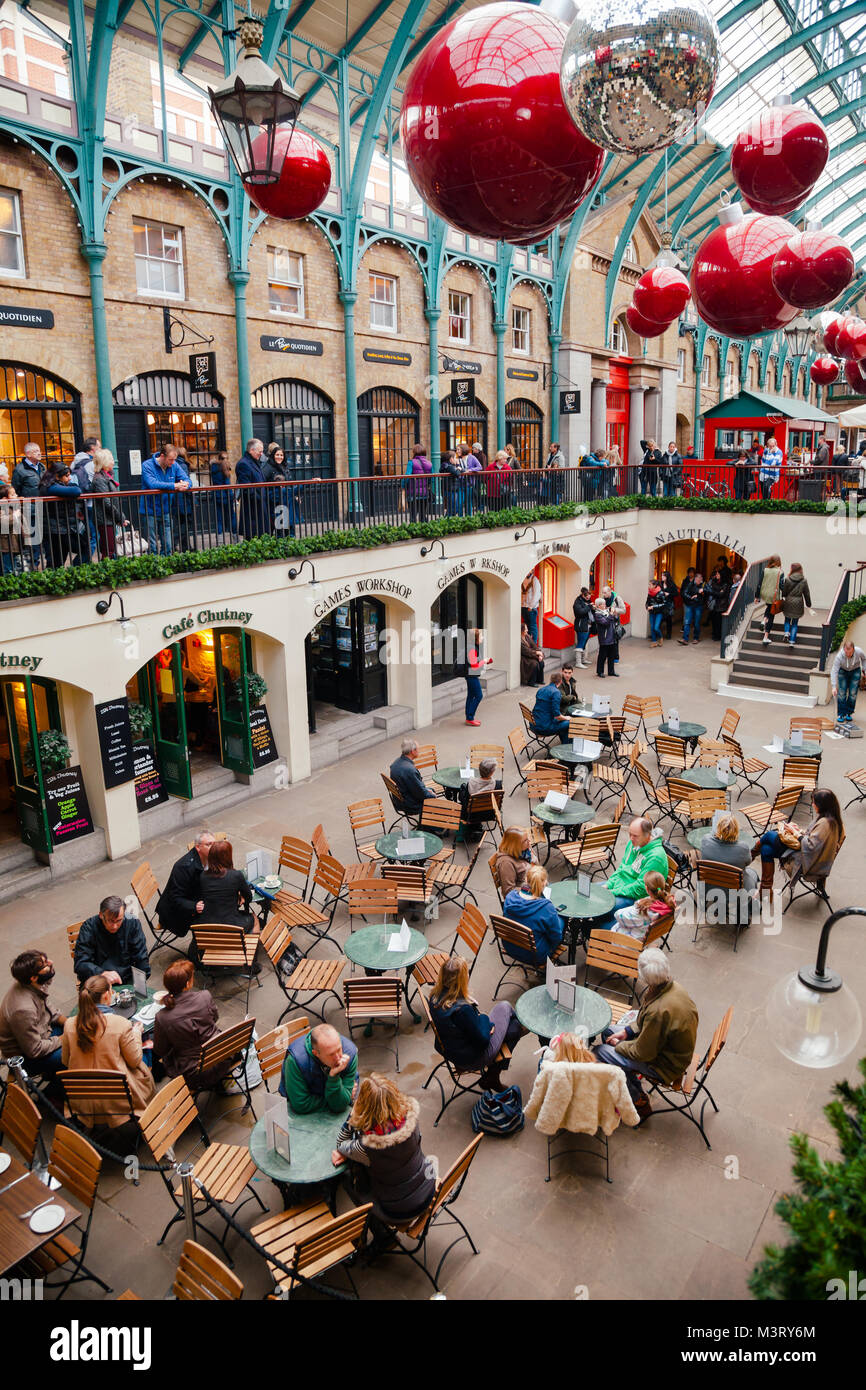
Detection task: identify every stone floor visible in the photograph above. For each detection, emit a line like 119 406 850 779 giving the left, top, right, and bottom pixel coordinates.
2 628 863 1302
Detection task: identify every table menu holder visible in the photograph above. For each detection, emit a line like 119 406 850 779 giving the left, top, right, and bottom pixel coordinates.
712 808 725 833
577 872 591 898
246 849 274 883
132 966 148 1000
772 735 784 752
668 709 680 733
592 694 611 715
542 886 552 900
554 980 577 1012
388 918 411 952
544 789 569 812
459 764 473 781
264 1092 291 1163
545 957 578 1004
716 756 731 784
396 836 425 857
790 729 804 748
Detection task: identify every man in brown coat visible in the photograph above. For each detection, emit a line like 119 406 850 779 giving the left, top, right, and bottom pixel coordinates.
595 948 698 1118
0 950 66 1091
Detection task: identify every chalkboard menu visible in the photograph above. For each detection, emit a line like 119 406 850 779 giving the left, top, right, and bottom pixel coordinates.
133 741 169 813
95 699 136 789
44 765 94 846
250 705 278 769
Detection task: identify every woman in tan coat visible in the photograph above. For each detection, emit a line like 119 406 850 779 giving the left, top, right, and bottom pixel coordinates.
61 974 156 1126
494 825 537 897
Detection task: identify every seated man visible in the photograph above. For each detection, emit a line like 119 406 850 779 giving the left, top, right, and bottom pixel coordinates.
558 664 582 705
0 950 66 1089
595 948 698 1119
280 1023 358 1113
531 671 571 736
156 830 215 938
389 738 437 816
74 895 150 986
603 817 670 920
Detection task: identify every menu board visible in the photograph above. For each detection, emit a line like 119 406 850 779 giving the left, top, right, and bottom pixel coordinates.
95 698 136 789
133 741 168 812
44 764 94 845
250 704 278 769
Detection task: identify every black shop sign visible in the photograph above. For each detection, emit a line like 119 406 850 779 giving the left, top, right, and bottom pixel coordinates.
450 378 476 408
133 742 169 813
250 705 278 769
260 335 324 356
441 356 481 375
44 765 93 846
560 390 581 414
189 351 217 392
0 304 54 329
95 699 136 789
507 367 539 381
362 347 412 366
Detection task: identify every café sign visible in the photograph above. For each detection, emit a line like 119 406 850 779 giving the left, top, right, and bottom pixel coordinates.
161 608 253 640
312 577 413 620
0 650 44 671
654 528 746 557
437 555 510 590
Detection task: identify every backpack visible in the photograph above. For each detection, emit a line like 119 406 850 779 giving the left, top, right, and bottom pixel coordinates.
471 1085 524 1136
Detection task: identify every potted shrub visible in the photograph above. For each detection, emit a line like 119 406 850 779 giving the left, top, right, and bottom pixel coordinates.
128 701 154 744
235 672 268 708
27 729 72 774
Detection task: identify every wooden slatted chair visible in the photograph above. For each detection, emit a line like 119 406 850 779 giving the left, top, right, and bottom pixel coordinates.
59 1071 142 1165
420 797 461 864
642 908 676 950
781 756 819 805
582 929 642 1012
488 853 505 911
378 1135 483 1292
259 914 344 1025
557 820 621 878
310 823 330 861
633 760 686 829
681 788 728 832
525 766 569 800
658 775 694 834
654 732 697 774
130 861 185 959
640 695 664 741
307 853 352 932
412 902 489 989
508 726 538 794
255 1018 311 1091
381 863 435 910
489 914 567 998
343 976 403 1069
0 1079 41 1167
783 830 845 915
66 919 85 960
741 784 804 835
568 717 601 741
426 843 481 909
620 694 644 741
276 835 314 901
843 766 866 810
519 700 560 758
413 743 440 786
695 862 752 951
695 742 729 765
269 893 331 946
347 877 399 924
788 716 824 742
470 743 504 776
590 760 629 812
644 1007 734 1149
722 735 772 800
347 798 388 863
381 772 420 830
139 1073 265 1261
173 1239 244 1301
191 924 260 1012
18 1125 111 1296
419 992 509 1124
716 708 740 741
462 789 504 854
252 1200 372 1299
190 1018 258 1118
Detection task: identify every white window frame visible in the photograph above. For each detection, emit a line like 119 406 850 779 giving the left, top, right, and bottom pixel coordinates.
268 247 304 318
724 370 738 399
0 190 25 279
369 272 397 333
448 290 471 345
701 355 711 387
622 236 637 263
611 317 627 355
677 348 686 384
511 305 530 355
133 217 184 299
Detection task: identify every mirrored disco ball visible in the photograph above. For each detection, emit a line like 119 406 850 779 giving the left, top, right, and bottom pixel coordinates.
560 0 720 155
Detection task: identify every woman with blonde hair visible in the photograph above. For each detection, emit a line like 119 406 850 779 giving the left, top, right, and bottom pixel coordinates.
429 955 524 1089
495 825 536 896
699 812 757 890
502 864 564 965
331 1073 436 1234
546 1031 596 1064
61 974 155 1131
759 553 783 646
90 447 130 558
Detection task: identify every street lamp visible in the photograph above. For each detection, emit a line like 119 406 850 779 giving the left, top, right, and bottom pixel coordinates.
766 908 863 1068
782 314 816 361
208 16 301 186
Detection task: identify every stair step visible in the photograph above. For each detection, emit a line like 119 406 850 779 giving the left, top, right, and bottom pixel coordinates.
0 863 53 906
735 654 815 674
728 673 812 693
0 841 40 874
338 727 388 756
180 782 251 823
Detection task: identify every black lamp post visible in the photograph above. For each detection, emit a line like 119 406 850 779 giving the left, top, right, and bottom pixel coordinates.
208 15 301 186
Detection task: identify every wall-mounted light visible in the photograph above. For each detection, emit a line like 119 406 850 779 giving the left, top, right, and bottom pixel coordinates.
420 538 448 582
288 558 322 607
766 908 863 1068
515 524 542 564
95 589 139 654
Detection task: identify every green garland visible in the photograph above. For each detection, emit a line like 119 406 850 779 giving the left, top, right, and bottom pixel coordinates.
0 492 836 604
833 595 866 651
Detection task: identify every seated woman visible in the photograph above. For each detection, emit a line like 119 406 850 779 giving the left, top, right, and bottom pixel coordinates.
152 958 229 1086
196 839 255 930
756 788 843 896
429 955 524 1090
700 812 758 892
502 864 564 966
520 623 545 687
613 870 676 942
61 974 156 1132
331 1074 436 1244
494 825 537 897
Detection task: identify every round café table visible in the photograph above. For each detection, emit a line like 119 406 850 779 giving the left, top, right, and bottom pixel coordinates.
550 880 615 964
432 766 470 797
343 922 429 1025
549 743 597 802
566 704 598 719
779 740 822 760
658 720 706 753
515 983 612 1045
374 830 443 864
679 767 738 792
531 798 595 862
249 1107 349 1210
686 826 753 852
249 874 283 923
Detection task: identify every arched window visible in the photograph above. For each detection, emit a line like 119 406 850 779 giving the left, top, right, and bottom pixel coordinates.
505 397 543 470
611 317 628 354
0 362 81 470
112 370 223 483
251 379 334 479
357 387 420 476
439 392 489 461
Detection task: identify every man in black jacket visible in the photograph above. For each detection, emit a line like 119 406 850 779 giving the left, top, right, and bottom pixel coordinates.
73 896 150 985
389 739 437 816
156 830 215 937
11 443 44 567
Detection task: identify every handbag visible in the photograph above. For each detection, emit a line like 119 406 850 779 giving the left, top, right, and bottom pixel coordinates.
471 1085 524 1136
769 598 783 615
614 620 626 642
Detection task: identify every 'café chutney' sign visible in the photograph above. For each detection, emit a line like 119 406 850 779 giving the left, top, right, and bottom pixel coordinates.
44 765 94 846
161 608 253 640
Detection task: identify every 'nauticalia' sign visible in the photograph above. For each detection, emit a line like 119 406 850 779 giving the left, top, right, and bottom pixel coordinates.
655 528 746 558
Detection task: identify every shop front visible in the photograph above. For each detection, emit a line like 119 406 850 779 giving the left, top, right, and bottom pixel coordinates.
505 397 543 470
0 675 65 853
606 362 631 458
702 390 838 479
432 573 483 685
358 387 421 476
306 597 387 718
112 371 225 488
651 537 747 590
0 363 81 476
439 394 489 461
251 378 335 480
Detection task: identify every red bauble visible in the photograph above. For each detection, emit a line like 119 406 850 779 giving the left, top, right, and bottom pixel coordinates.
843 358 866 395
632 266 690 324
399 3 603 242
809 356 840 387
835 317 866 361
730 105 828 216
771 231 855 309
243 130 331 219
626 303 667 338
690 207 799 337
817 310 846 354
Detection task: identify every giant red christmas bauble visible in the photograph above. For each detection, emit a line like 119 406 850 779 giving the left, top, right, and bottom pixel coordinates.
730 104 828 215
243 130 331 219
770 230 855 309
400 3 603 242
632 266 691 324
809 356 840 387
843 358 866 394
690 206 799 337
625 303 667 338
817 310 846 354
835 317 866 361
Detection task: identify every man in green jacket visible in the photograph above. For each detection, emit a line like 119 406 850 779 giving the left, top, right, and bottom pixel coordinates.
280 1024 359 1113
604 817 670 912
596 948 698 1118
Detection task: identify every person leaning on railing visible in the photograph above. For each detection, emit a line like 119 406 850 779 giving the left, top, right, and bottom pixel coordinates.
830 639 866 724
758 436 783 500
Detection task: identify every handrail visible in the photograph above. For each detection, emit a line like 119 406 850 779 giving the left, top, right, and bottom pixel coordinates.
820 562 866 670
719 555 770 660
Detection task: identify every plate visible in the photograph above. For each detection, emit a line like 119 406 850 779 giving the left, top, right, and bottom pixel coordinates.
263 875 280 889
0 1152 10 1176
30 1203 66 1234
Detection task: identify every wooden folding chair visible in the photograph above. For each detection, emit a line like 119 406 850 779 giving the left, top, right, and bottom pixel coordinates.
681 788 728 831
139 1073 266 1261
489 914 566 997
307 853 352 931
347 798 387 862
508 726 538 794
191 924 261 1012
344 976 403 1069
380 1135 483 1291
255 1018 311 1091
462 789 504 855
620 694 644 741
0 1078 42 1167
659 775 695 834
347 878 399 924
470 743 504 776
583 929 642 1015
420 797 461 863
190 1017 258 1118
788 716 824 742
59 1071 141 1165
644 1007 734 1149
381 863 435 909
782 830 845 915
276 836 314 901
843 766 866 810
419 992 508 1124
654 733 697 774
130 861 186 959
695 862 751 951
641 695 664 739
381 772 420 830
716 708 740 741
642 908 676 951
741 785 804 835
488 853 505 911
66 919 85 960
412 901 489 989
568 717 601 742
260 914 345 1025
269 893 332 946
427 843 481 909
781 756 819 805
414 743 440 785
557 820 621 878
173 1239 244 1301
252 1200 372 1299
722 735 772 800
519 701 560 758
525 766 569 800
18 1126 111 1297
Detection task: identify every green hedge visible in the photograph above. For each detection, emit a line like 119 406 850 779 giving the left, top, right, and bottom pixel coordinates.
834 595 866 651
0 491 836 604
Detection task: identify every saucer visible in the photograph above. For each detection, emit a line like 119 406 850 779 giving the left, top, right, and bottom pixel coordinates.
0 1152 11 1176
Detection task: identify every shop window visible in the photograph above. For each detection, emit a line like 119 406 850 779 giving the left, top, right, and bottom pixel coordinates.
622 236 637 263
0 191 25 278
677 349 686 384
505 397 541 470
511 306 530 354
133 218 184 299
268 248 304 317
369 273 397 332
0 364 79 471
448 291 471 344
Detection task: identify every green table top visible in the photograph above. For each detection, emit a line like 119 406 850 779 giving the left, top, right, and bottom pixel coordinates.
343 923 429 971
687 827 754 851
250 874 283 900
531 799 596 827
566 704 598 718
432 766 470 790
515 984 612 1041
781 740 822 758
551 744 598 766
249 1107 349 1185
550 881 615 920
70 985 160 1033
658 721 707 739
375 831 444 863
679 767 737 790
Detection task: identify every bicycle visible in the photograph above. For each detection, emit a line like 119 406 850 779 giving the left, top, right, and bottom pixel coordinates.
682 476 731 500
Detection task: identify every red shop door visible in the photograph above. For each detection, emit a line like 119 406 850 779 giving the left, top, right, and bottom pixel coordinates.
606 363 630 462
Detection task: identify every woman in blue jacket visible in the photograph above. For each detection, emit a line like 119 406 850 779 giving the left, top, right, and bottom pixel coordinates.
502 865 564 966
429 956 524 1089
37 464 86 568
